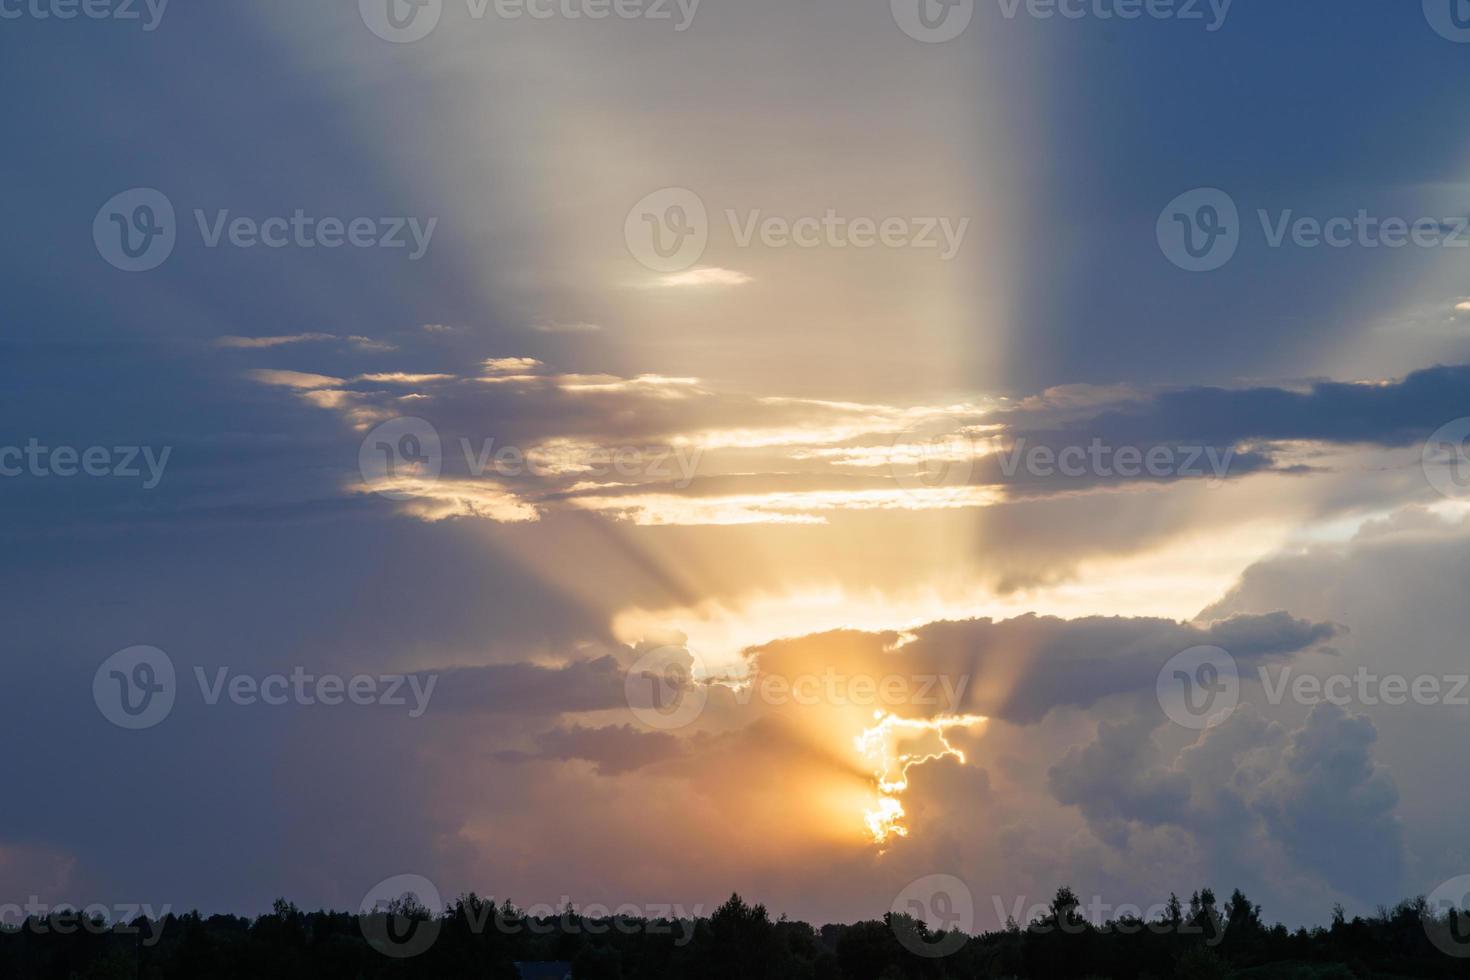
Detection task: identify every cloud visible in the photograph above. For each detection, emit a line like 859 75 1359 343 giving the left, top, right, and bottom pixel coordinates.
245 369 344 390
483 357 545 375
216 333 336 349
1049 714 1193 846
500 724 692 775
243 345 1470 534
749 611 1337 726
567 485 999 526
1000 362 1470 456
1253 704 1402 900
217 334 396 352
355 373 456 385
346 336 398 353
1047 701 1403 904
645 267 753 288
352 477 542 524
1201 506 1470 893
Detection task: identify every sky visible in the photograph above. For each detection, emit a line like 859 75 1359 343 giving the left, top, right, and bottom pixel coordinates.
5 0 1470 937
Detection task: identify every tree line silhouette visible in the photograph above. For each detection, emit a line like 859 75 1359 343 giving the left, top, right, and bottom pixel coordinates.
3 885 1469 978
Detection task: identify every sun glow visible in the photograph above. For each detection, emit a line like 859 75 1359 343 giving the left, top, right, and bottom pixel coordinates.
854 711 987 844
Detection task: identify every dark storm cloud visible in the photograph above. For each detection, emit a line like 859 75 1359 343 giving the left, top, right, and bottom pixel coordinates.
496 724 691 775
1048 704 1404 904
1001 362 1470 452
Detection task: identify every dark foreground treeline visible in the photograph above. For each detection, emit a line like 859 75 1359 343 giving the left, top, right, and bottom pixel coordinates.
3 887 1470 979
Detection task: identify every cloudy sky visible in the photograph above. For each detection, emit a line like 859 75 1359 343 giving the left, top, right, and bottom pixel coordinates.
6 0 1470 934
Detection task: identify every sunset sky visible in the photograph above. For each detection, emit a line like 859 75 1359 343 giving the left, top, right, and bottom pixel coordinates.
6 0 1470 934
